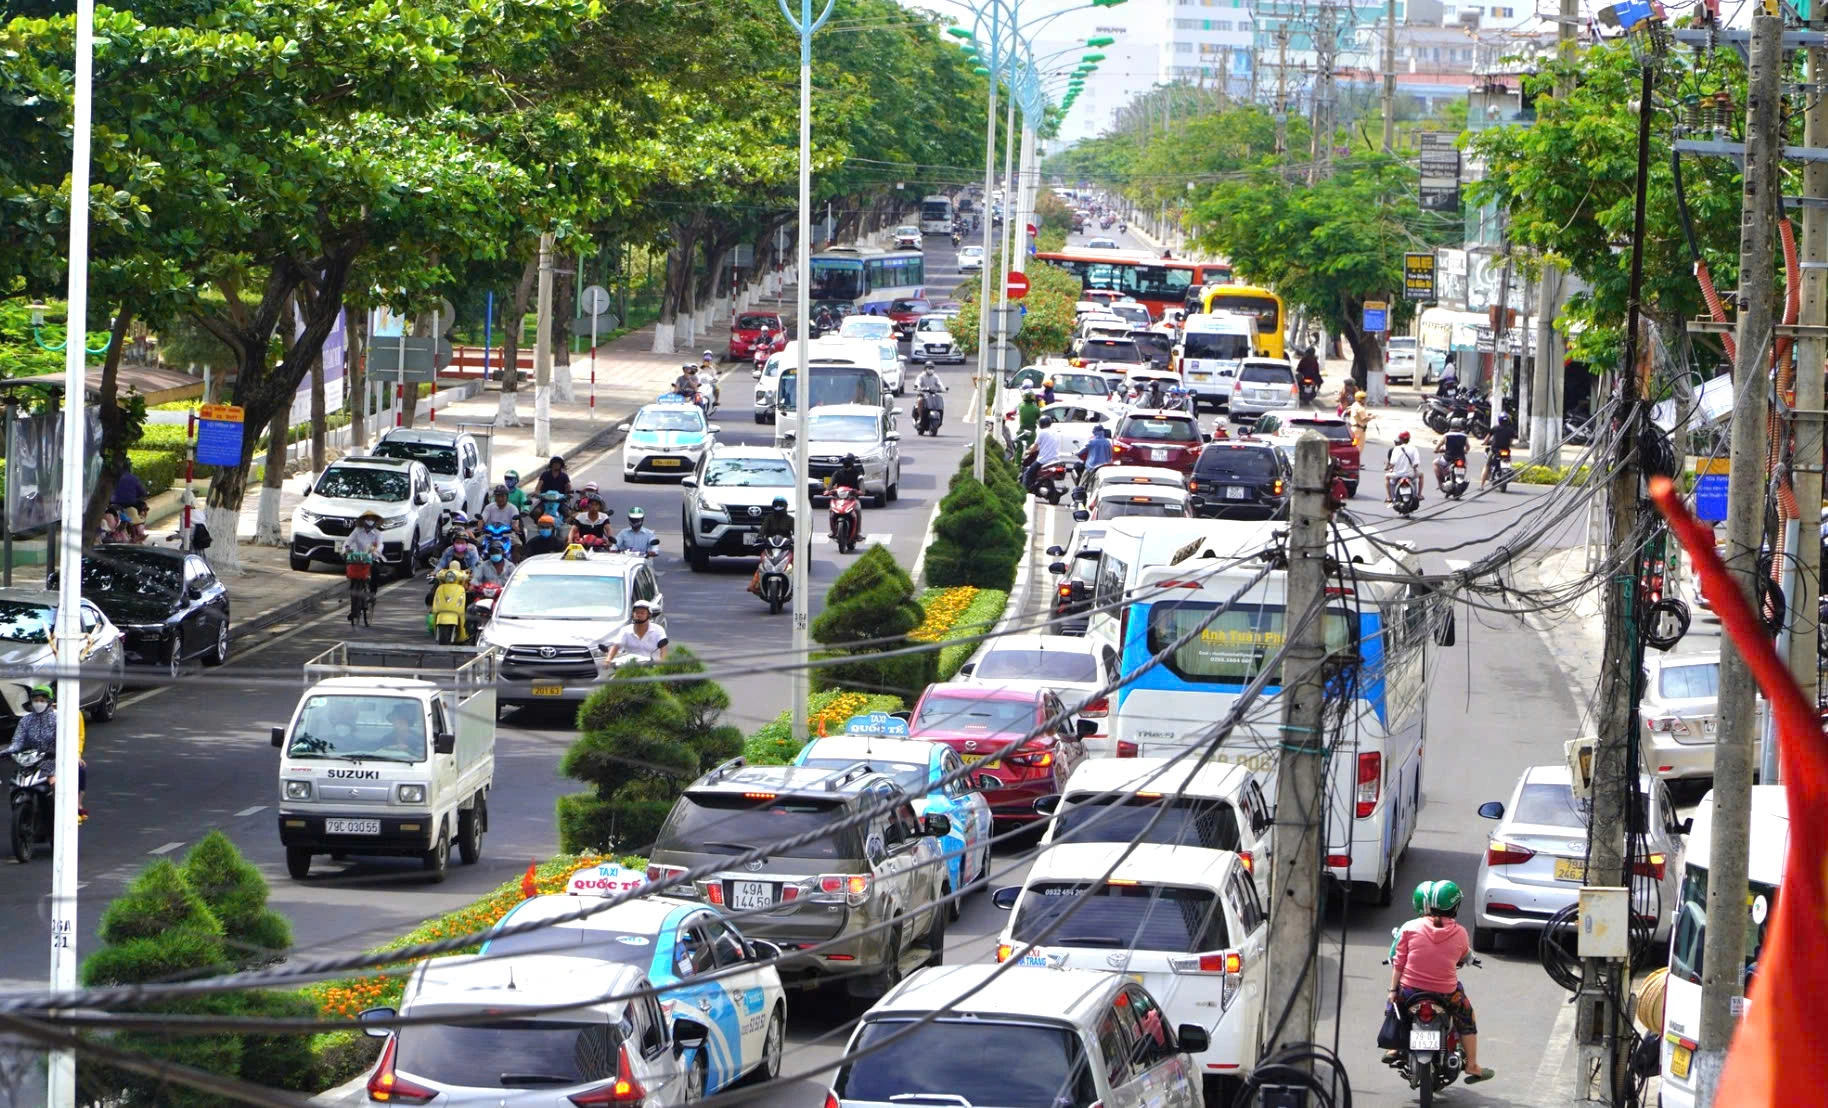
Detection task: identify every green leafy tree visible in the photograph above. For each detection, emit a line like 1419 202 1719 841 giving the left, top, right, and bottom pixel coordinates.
948 261 1079 363
811 544 933 696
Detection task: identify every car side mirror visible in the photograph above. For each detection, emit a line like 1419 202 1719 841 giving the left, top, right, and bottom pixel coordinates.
1071 485 1088 503
974 773 1002 792
1679 816 1694 835
991 886 1022 910
301 480 314 494
1072 509 1090 522
958 662 975 677
781 432 796 444
187 585 204 601
708 424 722 435
270 726 285 749
1033 794 1061 816
358 1007 397 1039
923 814 952 838
1202 433 1213 443
1075 719 1097 739
1045 545 1065 557
1477 801 1504 820
673 1021 708 1056
433 731 456 755
1176 1025 1210 1055
680 476 697 489
1048 560 1067 575
748 939 783 963
463 467 474 479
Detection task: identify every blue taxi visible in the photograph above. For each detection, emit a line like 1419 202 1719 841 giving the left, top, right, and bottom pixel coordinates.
619 396 720 480
480 863 787 1095
792 732 998 917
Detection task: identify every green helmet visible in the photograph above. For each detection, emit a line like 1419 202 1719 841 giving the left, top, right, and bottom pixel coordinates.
1412 881 1435 913
1426 880 1464 914
28 684 52 701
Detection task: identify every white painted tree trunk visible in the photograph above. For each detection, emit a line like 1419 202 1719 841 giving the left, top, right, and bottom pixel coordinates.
651 320 676 354
554 364 575 403
253 485 284 546
202 505 244 575
496 389 523 426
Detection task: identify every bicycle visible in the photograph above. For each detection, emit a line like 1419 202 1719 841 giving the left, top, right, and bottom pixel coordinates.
346 551 376 627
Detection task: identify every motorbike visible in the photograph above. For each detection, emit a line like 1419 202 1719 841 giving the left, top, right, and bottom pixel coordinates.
1298 375 1320 406
468 580 502 628
1488 447 1514 492
828 485 864 554
1386 958 1483 1107
619 534 662 559
1422 394 1457 434
1027 459 1081 505
1391 475 1422 517
915 387 945 435
757 534 794 615
482 521 517 554
428 567 471 645
1442 458 1469 501
9 748 52 864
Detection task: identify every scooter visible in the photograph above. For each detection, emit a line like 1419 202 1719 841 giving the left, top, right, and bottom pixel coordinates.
1028 459 1081 505
9 748 52 864
468 580 502 628
1487 447 1514 492
428 567 471 645
828 485 863 554
1386 958 1483 1107
757 534 794 614
1391 475 1422 517
1442 458 1468 501
1298 376 1320 406
915 387 945 435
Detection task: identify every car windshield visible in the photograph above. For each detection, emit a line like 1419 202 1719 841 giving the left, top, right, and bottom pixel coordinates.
1510 782 1586 828
778 370 881 411
1012 882 1225 953
1388 337 1416 351
800 757 928 794
1195 447 1279 481
916 318 948 332
393 1020 618 1090
495 572 627 621
974 648 1098 683
287 694 425 761
483 925 658 966
315 467 410 502
808 414 880 443
961 247 984 258
736 314 778 331
660 794 860 860
1120 417 1199 442
1056 795 1242 851
898 227 920 236
0 601 55 644
1081 339 1143 363
891 300 930 315
838 1020 1095 1107
1055 374 1109 396
703 458 795 487
1184 331 1252 360
1668 863 1778 987
1241 363 1294 385
371 440 458 476
1659 663 1718 699
82 550 182 597
914 694 1035 733
839 318 893 340
634 409 706 433
1095 498 1183 520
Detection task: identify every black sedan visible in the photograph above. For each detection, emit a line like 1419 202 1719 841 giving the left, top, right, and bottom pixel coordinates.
79 545 230 678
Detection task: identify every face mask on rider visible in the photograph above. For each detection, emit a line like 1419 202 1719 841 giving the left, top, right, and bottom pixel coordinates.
539 527 553 537
29 699 47 714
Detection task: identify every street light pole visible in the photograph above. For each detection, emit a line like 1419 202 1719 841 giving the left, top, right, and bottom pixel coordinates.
779 0 836 744
973 27 1000 483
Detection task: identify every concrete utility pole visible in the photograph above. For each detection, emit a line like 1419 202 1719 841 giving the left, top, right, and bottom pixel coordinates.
1490 243 1513 399
972 56 1000 484
1263 433 1331 1057
1530 0 1580 465
1217 50 1231 109
1013 123 1037 276
1310 4 1339 184
1274 27 1290 156
1380 0 1397 152
533 231 554 457
1695 16 1782 1103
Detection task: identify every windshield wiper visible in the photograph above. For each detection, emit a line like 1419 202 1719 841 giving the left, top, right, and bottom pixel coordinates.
699 841 762 855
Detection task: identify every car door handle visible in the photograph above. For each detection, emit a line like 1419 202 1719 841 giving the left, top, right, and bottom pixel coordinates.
697 997 713 1012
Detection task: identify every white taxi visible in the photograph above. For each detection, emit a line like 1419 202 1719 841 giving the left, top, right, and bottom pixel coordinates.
620 396 720 480
480 863 789 1096
992 843 1269 1105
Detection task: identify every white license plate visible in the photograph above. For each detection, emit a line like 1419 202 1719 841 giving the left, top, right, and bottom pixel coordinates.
325 818 380 835
1703 719 1717 734
731 881 775 910
1151 449 1168 461
744 532 762 546
927 344 948 352
1225 487 1247 500
1409 1028 1442 1051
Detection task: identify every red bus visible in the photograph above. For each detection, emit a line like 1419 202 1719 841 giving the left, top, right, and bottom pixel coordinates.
1033 247 1230 319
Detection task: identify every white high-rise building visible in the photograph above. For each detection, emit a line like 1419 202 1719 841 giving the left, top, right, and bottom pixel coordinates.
1160 0 1256 96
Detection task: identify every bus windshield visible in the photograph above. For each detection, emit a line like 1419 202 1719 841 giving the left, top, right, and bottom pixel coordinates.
811 259 864 301
779 368 882 411
1184 331 1252 360
1146 600 1357 683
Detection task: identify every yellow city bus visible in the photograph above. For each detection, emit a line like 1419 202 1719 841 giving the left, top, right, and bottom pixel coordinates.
1202 285 1286 360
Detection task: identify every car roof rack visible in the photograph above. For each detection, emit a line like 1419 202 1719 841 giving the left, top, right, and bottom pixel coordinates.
701 756 748 785
822 762 876 792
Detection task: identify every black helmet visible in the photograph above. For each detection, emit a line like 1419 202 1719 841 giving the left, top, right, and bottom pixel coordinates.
1448 416 1467 431
843 453 860 466
771 496 788 512
1038 415 1055 428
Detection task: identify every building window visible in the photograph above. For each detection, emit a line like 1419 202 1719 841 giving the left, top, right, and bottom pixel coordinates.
1176 41 1194 52
1490 5 1512 15
1212 18 1232 29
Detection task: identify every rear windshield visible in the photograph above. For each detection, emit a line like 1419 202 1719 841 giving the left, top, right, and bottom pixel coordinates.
1183 331 1252 360
914 694 1036 734
800 757 927 794
1240 363 1294 385
1660 663 1718 699
1094 499 1183 520
1056 795 1242 851
736 314 778 330
1118 416 1199 442
1195 447 1279 480
1011 882 1226 953
659 794 860 860
1289 420 1353 442
1055 374 1109 396
838 1019 1096 1107
1510 782 1585 829
484 927 659 968
974 649 1098 683
394 1020 618 1089
1081 339 1143 363
371 440 457 475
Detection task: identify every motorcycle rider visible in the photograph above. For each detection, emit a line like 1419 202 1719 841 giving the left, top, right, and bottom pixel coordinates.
826 454 868 536
748 496 797 595
916 359 945 395
614 507 657 554
501 469 530 512
523 514 567 558
1386 880 1493 1085
697 354 720 407
1 684 85 822
1078 424 1115 473
1433 417 1471 492
479 485 523 543
1016 389 1042 445
1435 352 1460 397
435 535 481 574
472 547 514 587
1386 430 1423 505
1296 347 1322 398
601 598 670 667
536 456 572 498
1482 413 1517 488
569 495 614 545
1022 415 1072 490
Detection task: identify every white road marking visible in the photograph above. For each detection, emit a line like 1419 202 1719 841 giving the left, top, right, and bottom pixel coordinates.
812 532 893 546
148 841 184 855
234 805 267 818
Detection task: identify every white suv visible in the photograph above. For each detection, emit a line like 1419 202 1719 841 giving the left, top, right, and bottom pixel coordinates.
371 427 489 517
289 456 443 575
477 548 664 710
680 444 800 570
911 314 963 364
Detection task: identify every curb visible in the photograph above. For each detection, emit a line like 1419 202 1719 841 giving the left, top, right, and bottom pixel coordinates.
993 495 1039 636
908 498 946 590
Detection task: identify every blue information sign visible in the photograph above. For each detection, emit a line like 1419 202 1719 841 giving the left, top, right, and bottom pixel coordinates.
844 711 910 738
194 404 246 468
1694 473 1729 523
1362 301 1389 334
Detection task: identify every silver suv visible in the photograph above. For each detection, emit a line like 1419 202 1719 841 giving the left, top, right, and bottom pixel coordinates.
648 759 951 998
680 443 800 571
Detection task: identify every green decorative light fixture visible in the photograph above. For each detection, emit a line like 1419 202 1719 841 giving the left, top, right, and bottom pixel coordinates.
946 26 972 39
1086 36 1116 46
1081 52 1106 62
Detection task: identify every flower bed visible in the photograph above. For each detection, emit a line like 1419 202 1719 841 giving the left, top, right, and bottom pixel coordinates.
934 587 1010 680
910 585 979 642
741 689 907 765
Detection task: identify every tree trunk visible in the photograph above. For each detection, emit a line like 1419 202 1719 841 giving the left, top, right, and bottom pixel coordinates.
347 311 368 449
79 306 136 550
554 257 576 402
499 258 537 426
400 313 427 430
310 352 326 474
253 402 289 546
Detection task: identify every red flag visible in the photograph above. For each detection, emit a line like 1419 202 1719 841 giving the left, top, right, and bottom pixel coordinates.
1649 477 1828 1104
520 861 539 900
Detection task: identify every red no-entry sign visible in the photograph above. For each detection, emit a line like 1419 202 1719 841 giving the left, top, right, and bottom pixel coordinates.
1004 271 1030 300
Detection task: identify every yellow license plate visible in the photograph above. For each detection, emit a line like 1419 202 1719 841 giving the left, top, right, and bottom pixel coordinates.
960 754 1001 770
651 457 682 467
1669 1043 1692 1079
1554 857 1586 883
531 683 564 697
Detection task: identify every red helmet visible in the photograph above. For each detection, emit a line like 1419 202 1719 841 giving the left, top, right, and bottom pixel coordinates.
1397 431 1411 443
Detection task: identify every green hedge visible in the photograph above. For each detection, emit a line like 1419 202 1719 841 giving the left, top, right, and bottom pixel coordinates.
742 690 908 765
810 545 934 697
934 588 1010 680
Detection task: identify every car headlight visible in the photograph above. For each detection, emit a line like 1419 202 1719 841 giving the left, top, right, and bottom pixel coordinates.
284 780 312 801
297 509 323 525
380 514 411 529
700 502 729 519
397 784 427 804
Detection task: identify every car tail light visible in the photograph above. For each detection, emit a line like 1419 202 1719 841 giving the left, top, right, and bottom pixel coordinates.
1645 716 1690 734
1238 850 1254 872
1116 740 1138 757
825 1092 842 1108
1485 840 1536 867
1272 479 1284 496
819 873 871 895
1416 1001 1436 1022
701 880 726 907
1288 382 1298 396
1187 479 1199 491
366 1035 436 1104
779 884 800 902
1112 442 1127 454
996 942 1014 963
1080 697 1109 718
1170 951 1243 975
1326 853 1352 868
646 863 687 884
566 1045 646 1104
1633 852 1667 881
1007 746 1054 768
1355 752 1381 818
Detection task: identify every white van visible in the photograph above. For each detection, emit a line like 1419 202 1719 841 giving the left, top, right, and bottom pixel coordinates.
1659 786 1789 1108
1037 756 1276 900
1178 312 1258 410
1082 517 1282 661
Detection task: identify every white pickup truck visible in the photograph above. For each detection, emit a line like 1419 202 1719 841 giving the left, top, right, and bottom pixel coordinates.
272 644 496 883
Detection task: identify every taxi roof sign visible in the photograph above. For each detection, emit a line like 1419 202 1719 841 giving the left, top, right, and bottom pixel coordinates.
567 861 648 896
844 711 910 738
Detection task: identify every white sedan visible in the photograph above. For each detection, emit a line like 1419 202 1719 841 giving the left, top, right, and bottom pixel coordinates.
619 399 719 480
911 314 965 364
958 245 985 272
1037 400 1121 456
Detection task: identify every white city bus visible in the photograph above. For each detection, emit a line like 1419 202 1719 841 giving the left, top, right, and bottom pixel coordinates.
919 194 955 234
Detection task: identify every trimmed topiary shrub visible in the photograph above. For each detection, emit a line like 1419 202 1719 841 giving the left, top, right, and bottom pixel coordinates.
181 830 293 963
924 477 1024 590
810 544 934 697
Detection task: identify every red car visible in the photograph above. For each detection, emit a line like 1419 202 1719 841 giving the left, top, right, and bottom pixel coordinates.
909 684 1091 825
1109 409 1207 474
728 312 786 361
886 298 933 340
